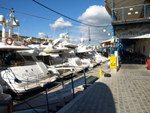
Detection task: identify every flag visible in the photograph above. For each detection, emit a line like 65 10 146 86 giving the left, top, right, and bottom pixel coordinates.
23 39 28 46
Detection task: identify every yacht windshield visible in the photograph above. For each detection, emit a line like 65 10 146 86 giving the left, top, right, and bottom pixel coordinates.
22 56 34 62
0 50 15 66
0 50 24 66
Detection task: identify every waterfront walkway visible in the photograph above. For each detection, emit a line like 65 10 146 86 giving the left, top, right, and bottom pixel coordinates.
58 59 150 113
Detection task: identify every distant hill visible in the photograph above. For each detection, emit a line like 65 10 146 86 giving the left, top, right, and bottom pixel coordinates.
0 30 45 43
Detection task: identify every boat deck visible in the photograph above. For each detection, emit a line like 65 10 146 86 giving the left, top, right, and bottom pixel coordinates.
10 76 57 93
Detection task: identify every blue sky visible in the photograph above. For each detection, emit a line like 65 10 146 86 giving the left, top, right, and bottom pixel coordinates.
0 0 111 45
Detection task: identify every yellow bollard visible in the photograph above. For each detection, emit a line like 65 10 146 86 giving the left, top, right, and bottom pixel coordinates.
99 67 102 78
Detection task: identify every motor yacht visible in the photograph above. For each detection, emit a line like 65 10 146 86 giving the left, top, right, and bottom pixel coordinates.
75 38 97 68
18 39 75 78
61 33 78 49
94 50 110 62
56 33 89 70
38 40 88 76
0 9 57 94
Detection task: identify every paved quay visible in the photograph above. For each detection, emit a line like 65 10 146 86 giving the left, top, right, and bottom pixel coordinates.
58 59 150 113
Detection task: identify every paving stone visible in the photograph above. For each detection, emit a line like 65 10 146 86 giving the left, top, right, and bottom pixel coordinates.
57 60 150 113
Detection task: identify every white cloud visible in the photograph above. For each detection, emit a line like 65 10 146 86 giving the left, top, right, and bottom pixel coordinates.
69 35 80 43
38 32 46 39
77 5 112 45
78 5 111 25
50 17 73 31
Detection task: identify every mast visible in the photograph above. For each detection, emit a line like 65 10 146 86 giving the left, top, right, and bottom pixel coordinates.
7 8 20 38
88 27 91 46
0 8 20 45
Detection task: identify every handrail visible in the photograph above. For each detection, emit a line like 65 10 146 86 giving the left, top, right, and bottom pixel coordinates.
3 70 54 90
112 4 150 21
113 3 150 10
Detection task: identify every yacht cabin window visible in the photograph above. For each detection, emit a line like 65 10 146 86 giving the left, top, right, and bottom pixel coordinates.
22 56 34 61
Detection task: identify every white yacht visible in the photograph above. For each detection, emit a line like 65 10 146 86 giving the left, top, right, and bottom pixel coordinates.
94 50 110 62
76 39 109 66
0 9 58 94
18 38 75 78
0 42 58 94
25 33 89 75
60 33 78 49
17 47 75 78
39 40 88 74
75 38 97 68
57 33 89 70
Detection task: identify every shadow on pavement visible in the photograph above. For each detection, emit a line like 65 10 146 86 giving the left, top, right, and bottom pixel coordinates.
57 82 116 113
90 82 116 113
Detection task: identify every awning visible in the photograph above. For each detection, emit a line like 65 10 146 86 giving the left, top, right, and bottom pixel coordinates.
100 39 111 44
115 23 150 39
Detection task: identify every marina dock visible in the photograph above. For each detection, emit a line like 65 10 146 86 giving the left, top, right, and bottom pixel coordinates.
11 59 150 113
1 0 150 113
57 59 150 113
12 66 99 112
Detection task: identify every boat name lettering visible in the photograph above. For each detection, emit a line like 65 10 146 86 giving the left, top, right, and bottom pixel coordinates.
22 73 28 76
29 72 34 75
22 72 34 76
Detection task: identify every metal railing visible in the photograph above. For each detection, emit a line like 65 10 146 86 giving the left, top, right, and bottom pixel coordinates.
112 4 150 21
26 73 51 88
4 69 51 88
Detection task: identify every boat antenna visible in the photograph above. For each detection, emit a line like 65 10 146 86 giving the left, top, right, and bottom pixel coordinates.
11 8 14 14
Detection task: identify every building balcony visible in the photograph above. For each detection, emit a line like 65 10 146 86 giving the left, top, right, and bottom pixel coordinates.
105 0 150 25
112 4 150 25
